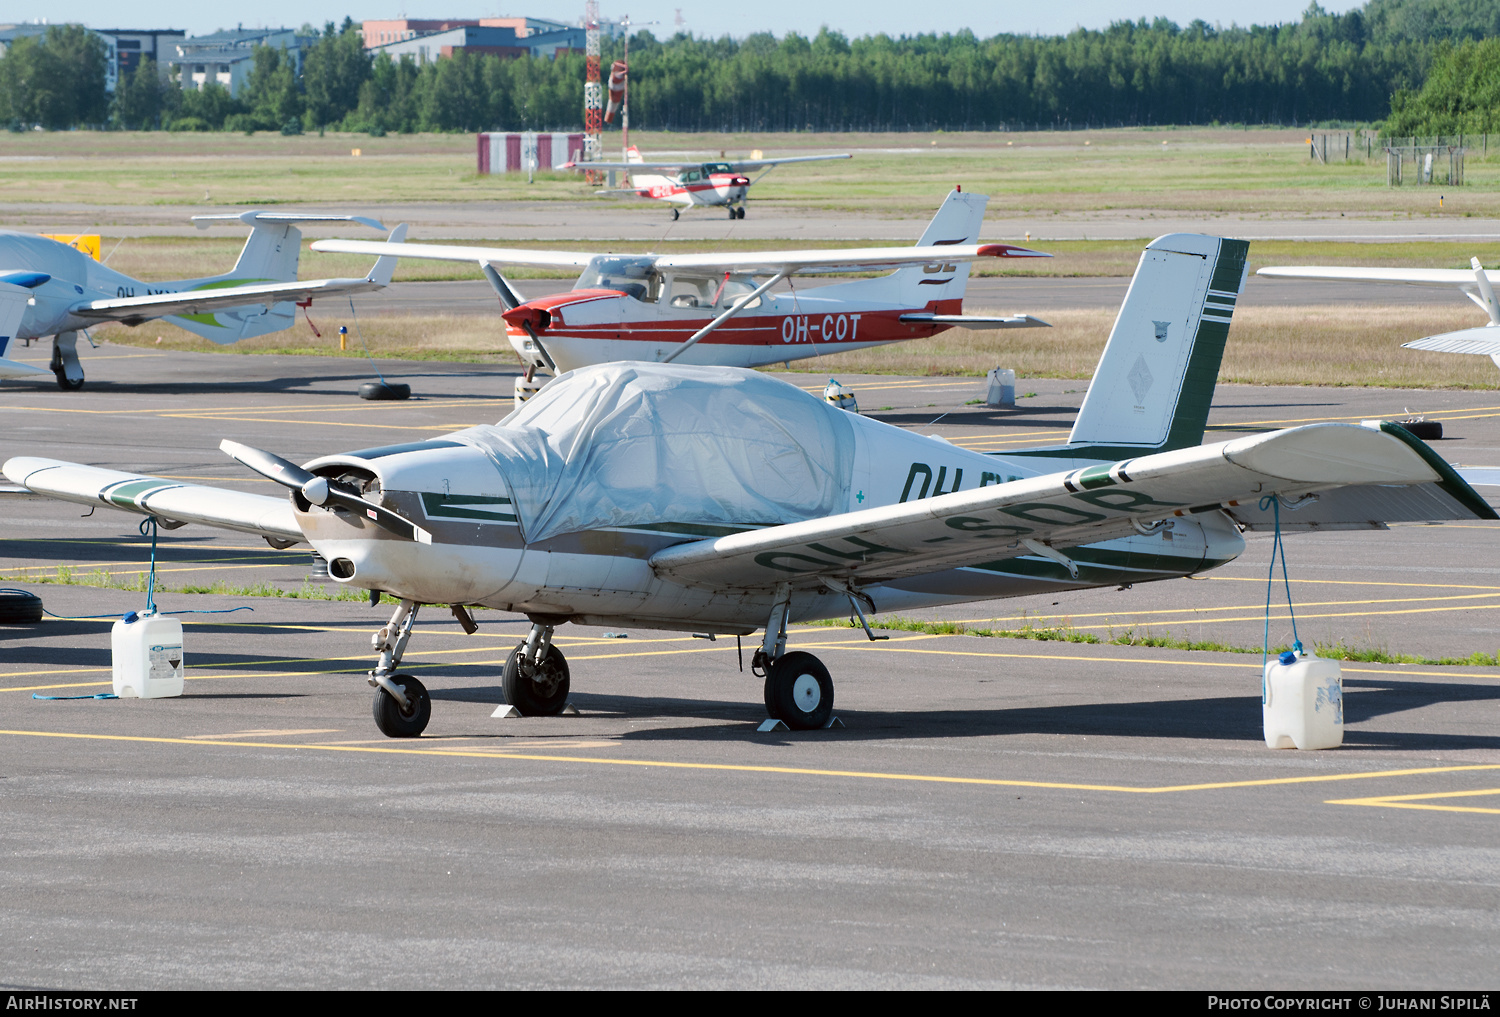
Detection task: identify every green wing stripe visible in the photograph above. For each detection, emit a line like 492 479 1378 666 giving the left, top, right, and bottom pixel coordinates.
103 479 183 510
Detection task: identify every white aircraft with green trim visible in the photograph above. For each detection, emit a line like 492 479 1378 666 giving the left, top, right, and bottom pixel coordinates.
0 211 405 389
7 234 1492 738
1257 259 1500 369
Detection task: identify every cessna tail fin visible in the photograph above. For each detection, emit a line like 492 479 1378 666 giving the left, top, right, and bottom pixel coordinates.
887 189 989 305
1068 234 1249 453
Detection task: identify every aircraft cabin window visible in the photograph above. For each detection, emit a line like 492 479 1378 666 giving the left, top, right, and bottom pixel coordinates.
575 256 661 302
702 163 733 175
680 169 702 183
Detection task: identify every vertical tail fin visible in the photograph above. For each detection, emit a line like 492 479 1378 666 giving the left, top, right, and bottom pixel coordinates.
0 281 49 378
888 189 989 306
1068 234 1249 452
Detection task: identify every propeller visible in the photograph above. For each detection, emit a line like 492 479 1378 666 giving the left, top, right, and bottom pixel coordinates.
220 439 432 544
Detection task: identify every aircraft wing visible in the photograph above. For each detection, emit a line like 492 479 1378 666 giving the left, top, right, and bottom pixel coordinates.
648 422 1495 591
1 457 302 544
650 243 1049 275
566 154 853 172
1403 325 1500 357
310 239 596 271
1257 266 1486 287
73 277 386 324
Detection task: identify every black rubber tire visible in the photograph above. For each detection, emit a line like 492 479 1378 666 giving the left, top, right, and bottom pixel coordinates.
763 651 834 730
359 381 411 401
727 207 736 219
372 673 431 737
52 370 84 391
0 589 43 625
735 207 746 219
502 643 571 716
1400 420 1443 441
670 208 679 221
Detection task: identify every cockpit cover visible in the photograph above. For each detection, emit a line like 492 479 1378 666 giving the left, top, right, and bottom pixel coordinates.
448 363 856 543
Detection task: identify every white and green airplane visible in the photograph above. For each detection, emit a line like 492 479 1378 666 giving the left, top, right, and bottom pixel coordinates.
7 234 1492 737
0 211 404 389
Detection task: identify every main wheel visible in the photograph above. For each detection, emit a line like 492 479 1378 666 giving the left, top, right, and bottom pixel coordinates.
372 673 431 737
502 643 571 716
763 651 834 730
735 206 746 219
52 369 84 391
670 208 680 221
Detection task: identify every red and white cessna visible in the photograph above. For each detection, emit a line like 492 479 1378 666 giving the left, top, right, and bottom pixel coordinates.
312 189 1050 377
566 145 852 219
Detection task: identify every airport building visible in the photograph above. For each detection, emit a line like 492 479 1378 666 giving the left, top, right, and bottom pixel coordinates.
161 27 314 96
363 19 586 63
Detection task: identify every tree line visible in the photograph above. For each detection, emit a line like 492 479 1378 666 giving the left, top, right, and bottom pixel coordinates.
1 1 1497 134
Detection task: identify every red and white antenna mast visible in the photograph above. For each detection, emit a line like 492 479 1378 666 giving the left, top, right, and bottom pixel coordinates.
583 0 603 181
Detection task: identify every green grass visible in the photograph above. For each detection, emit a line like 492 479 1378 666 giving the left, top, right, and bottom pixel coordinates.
5 127 1500 217
813 614 1500 666
2 564 386 603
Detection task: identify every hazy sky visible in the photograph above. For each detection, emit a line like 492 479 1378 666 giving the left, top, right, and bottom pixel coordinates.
30 2 1366 41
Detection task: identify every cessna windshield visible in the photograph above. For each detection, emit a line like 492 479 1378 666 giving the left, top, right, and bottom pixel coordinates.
575 255 762 309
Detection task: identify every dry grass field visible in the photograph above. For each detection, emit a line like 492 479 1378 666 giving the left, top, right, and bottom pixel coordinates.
3 127 1499 216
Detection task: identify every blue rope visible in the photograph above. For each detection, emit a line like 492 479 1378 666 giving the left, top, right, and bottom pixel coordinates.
138 515 157 613
1259 494 1304 704
346 298 389 385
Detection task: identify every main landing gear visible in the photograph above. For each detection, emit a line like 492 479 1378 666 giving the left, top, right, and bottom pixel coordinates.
502 621 571 715
727 206 745 220
670 208 680 221
50 331 84 390
752 584 834 730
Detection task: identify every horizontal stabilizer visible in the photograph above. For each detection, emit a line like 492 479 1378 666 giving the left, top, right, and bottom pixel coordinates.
1402 326 1500 357
0 357 49 379
193 211 386 231
2 457 302 543
648 421 1492 591
899 313 1051 330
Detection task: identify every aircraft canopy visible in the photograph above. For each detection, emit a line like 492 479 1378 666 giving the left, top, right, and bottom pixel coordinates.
450 363 856 543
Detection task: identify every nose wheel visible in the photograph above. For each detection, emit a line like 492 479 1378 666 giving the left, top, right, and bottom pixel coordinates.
372 673 431 737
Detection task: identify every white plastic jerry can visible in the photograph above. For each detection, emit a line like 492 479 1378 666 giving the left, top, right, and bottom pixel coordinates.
111 610 185 699
985 367 1015 408
1262 649 1342 750
823 378 858 413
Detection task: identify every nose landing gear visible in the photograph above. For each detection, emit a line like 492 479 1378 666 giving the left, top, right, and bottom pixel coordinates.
367 598 432 737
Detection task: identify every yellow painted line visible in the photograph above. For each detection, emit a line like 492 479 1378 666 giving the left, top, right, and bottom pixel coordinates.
1204 576 1500 591
1327 788 1500 816
933 591 1500 628
3 728 1498 796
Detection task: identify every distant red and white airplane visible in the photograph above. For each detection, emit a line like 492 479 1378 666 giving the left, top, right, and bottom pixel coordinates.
565 145 852 219
312 189 1049 377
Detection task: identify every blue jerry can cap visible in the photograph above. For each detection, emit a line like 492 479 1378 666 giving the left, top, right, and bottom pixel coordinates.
122 611 139 624
1278 650 1298 665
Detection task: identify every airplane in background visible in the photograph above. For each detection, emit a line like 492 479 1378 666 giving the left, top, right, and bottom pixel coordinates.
9 233 1493 738
566 145 852 219
312 189 1051 382
0 211 405 390
1257 259 1500 370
